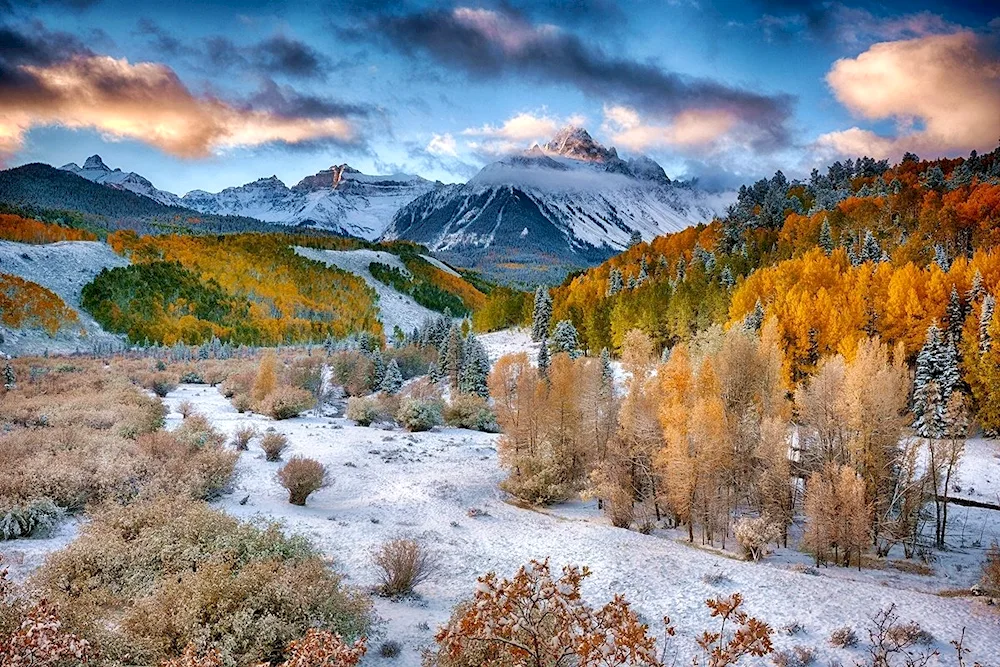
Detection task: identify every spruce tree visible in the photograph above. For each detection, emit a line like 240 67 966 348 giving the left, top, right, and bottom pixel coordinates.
459 335 491 398
380 358 403 394
861 230 881 263
967 271 985 303
980 294 995 353
913 323 961 438
2 361 14 391
637 257 648 285
818 218 833 254
537 339 550 379
675 257 686 282
720 266 736 289
628 229 642 247
370 348 386 389
599 347 613 388
744 300 765 332
606 269 624 296
934 244 951 272
550 320 581 358
945 286 964 344
443 324 465 390
531 287 552 341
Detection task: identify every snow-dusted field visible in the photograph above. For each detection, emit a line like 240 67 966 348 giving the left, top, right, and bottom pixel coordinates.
294 247 445 336
0 240 127 356
147 381 1000 667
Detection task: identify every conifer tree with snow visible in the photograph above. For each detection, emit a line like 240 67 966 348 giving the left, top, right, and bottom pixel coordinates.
968 271 985 303
818 218 834 255
945 286 964 344
861 229 881 263
675 257 686 282
370 348 386 389
550 320 581 358
459 334 491 398
627 275 637 290
720 266 736 289
934 244 951 272
380 358 403 394
428 360 442 384
599 347 613 387
537 339 550 379
637 257 648 285
628 229 642 247
3 360 14 391
980 294 996 353
913 323 961 438
606 269 624 296
531 287 553 341
442 324 465 390
743 300 765 332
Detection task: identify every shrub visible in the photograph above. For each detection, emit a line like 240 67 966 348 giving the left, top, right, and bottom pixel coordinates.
379 640 401 659
258 386 316 420
261 432 290 462
136 431 237 501
147 372 178 398
386 345 434 379
252 352 278 404
278 457 328 506
330 351 375 397
172 414 226 449
772 646 815 667
396 399 442 432
346 396 383 427
177 400 195 419
232 393 253 413
829 626 858 648
443 394 499 432
735 516 782 561
179 371 204 384
288 356 324 399
371 538 434 597
231 424 258 451
34 499 371 666
0 497 64 540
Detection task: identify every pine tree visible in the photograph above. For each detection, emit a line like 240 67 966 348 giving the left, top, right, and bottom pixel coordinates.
531 287 552 341
428 360 442 383
599 347 613 388
636 257 648 285
719 266 736 289
606 269 623 297
627 276 637 290
945 286 964 344
550 320 581 358
370 348 386 389
537 339 550 379
743 300 765 332
967 271 985 303
459 334 491 398
934 244 951 272
443 324 464 390
380 358 403 394
980 294 996 353
2 361 14 391
675 257 686 282
628 229 642 247
861 229 881 263
913 323 961 438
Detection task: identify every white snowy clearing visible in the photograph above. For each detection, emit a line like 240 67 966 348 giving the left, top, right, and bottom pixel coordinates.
0 240 127 356
294 247 447 336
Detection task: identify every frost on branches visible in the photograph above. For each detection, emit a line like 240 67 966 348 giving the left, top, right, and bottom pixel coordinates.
427 559 774 667
160 630 367 667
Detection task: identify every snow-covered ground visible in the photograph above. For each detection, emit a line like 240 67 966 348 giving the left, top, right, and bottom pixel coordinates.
146 380 1000 667
294 247 446 336
0 240 127 356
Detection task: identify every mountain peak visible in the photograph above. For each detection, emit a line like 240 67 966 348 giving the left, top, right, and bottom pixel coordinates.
542 126 615 162
82 155 111 172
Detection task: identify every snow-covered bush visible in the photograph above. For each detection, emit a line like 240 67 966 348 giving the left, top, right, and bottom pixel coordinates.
177 400 195 419
173 414 226 449
396 398 442 432
0 497 64 540
499 454 571 506
260 431 289 461
136 431 237 500
277 456 329 506
258 385 316 420
372 538 434 597
346 396 381 426
34 498 372 666
443 394 498 432
146 371 178 398
734 516 782 561
230 424 258 451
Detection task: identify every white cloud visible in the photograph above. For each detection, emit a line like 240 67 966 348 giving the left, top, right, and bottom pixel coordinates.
426 132 458 157
461 110 586 156
601 104 741 152
816 30 1000 160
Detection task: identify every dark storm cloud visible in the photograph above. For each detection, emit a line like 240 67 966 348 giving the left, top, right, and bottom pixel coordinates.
137 20 330 80
347 5 794 151
248 78 372 120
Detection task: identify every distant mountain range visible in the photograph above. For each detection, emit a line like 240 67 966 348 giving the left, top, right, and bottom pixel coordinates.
4 127 731 282
385 127 732 282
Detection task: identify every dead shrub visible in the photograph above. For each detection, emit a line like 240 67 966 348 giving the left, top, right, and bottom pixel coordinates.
261 432 289 462
231 424 258 451
371 538 434 597
177 400 195 419
277 457 328 506
829 626 857 648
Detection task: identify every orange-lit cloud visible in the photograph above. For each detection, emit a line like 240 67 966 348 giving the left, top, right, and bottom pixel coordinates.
817 31 1000 159
602 105 743 152
462 110 586 155
0 55 358 160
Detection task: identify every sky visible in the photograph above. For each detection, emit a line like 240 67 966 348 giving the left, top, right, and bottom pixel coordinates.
0 0 998 194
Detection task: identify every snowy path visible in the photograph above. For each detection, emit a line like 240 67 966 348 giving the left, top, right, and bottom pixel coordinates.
294 247 444 336
161 384 1000 667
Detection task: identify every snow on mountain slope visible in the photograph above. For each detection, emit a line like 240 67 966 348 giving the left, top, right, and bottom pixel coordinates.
383 127 733 283
183 165 440 240
293 247 446 334
0 240 128 355
60 155 183 207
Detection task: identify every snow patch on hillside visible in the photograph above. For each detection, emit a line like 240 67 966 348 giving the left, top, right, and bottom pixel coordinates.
418 254 460 277
0 240 127 356
294 247 444 335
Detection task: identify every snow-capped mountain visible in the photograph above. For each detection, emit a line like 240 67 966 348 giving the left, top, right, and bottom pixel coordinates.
383 127 733 283
181 165 439 239
60 155 183 207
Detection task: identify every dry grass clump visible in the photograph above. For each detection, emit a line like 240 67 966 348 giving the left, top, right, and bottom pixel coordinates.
33 498 372 666
261 431 290 462
371 538 434 597
277 457 328 505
